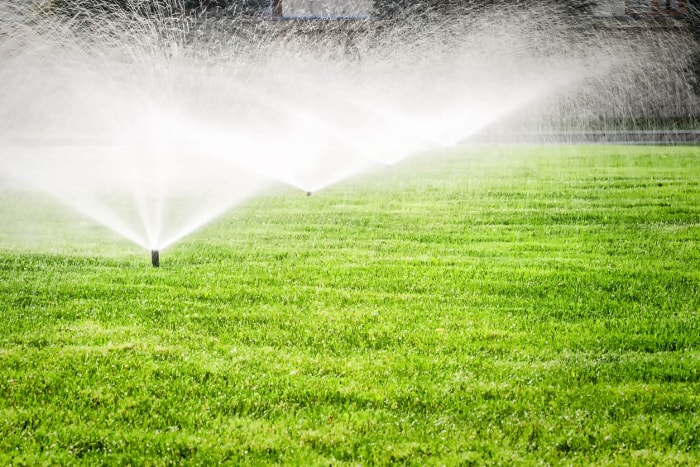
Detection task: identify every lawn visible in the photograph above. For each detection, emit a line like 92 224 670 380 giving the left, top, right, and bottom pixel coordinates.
1 144 699 465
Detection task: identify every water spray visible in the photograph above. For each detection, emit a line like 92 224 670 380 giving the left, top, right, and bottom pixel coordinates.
2 2 697 260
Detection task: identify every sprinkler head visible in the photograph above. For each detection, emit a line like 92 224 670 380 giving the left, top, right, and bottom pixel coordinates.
151 250 159 267
307 191 312 197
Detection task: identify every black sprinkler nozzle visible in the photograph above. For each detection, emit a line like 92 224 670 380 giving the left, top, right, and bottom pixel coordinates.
307 191 312 197
151 250 160 267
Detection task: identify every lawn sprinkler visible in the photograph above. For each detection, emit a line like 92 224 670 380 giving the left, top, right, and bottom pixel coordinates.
307 191 312 197
151 250 160 267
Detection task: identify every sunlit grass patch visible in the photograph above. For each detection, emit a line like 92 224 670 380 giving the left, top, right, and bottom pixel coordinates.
1 145 699 464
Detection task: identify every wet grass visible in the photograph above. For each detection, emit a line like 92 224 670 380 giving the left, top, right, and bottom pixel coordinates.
1 144 699 465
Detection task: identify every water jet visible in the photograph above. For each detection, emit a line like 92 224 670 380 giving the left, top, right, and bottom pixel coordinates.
0 2 697 256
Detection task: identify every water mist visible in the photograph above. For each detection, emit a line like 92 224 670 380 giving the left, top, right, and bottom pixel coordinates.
0 1 697 264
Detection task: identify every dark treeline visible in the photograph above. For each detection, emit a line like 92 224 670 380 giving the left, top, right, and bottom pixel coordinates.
38 0 700 114
688 0 700 95
374 0 595 19
205 0 596 19
43 0 595 18
41 0 266 16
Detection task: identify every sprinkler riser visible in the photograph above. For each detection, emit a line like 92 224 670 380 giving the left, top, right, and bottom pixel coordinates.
151 250 159 267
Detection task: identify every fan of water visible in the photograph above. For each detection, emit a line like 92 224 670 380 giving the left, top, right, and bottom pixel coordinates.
0 1 697 257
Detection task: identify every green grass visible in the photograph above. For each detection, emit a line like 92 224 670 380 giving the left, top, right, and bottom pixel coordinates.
1 144 699 465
